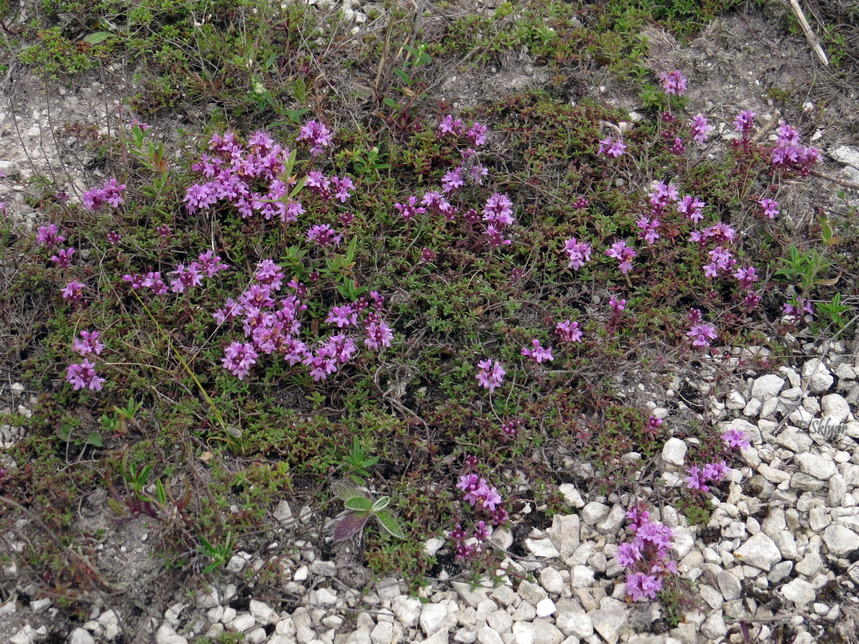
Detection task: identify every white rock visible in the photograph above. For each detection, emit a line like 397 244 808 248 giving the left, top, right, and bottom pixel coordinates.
597 504 627 534
525 538 560 558
821 394 851 424
546 514 580 558
589 608 628 644
571 565 595 588
781 578 816 606
424 537 445 557
154 624 187 644
370 621 394 644
420 603 450 636
803 358 833 393
726 390 746 410
245 627 267 644
196 587 219 609
829 145 859 169
796 453 837 480
555 606 593 638
392 596 422 627
226 613 256 633
672 526 695 560
581 502 610 525
315 588 338 605
273 500 293 522
249 600 276 625
734 533 782 571
717 571 742 600
225 555 246 573
486 609 512 633
539 567 565 594
452 581 491 608
661 438 687 466
69 629 97 644
476 626 504 644
701 610 727 639
752 374 785 400
530 620 564 644
558 483 585 508
771 531 798 560
795 551 824 577
293 565 309 581
823 525 859 556
536 597 557 617
98 609 120 640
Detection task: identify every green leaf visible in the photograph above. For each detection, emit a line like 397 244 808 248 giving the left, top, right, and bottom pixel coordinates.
375 510 405 539
85 432 104 448
83 31 113 44
371 496 390 511
392 68 410 84
344 496 373 511
383 97 399 108
155 479 167 505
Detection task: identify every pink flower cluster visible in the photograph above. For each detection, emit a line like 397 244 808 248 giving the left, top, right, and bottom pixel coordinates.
123 250 229 295
555 319 583 343
771 122 819 175
475 359 505 393
296 119 333 156
597 136 626 158
82 178 126 211
783 297 814 324
659 70 687 96
686 308 717 348
733 110 756 136
606 239 636 274
448 521 491 561
61 280 85 305
685 461 729 494
437 115 488 150
563 237 592 270
217 260 392 381
36 224 65 248
721 428 750 450
689 114 712 144
306 223 341 248
521 339 553 364
66 330 107 392
616 506 678 602
759 198 779 219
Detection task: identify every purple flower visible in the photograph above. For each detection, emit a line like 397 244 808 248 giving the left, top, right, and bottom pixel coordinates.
50 247 75 268
689 114 712 144
66 359 105 391
476 359 505 393
721 428 750 450
61 280 85 303
598 136 626 158
254 259 284 290
196 250 230 278
606 240 636 274
326 304 358 328
306 224 341 248
687 323 717 348
759 198 779 219
394 195 426 222
702 461 729 483
521 339 554 364
466 122 488 147
555 320 583 343
636 216 661 244
438 115 464 137
169 263 203 294
684 466 709 494
670 137 686 154
733 110 756 135
73 330 105 356
482 193 515 228
617 542 640 567
784 297 814 322
222 342 258 380
659 70 687 96
82 178 126 211
37 224 65 247
364 320 393 350
297 119 333 156
734 265 758 289
107 231 122 244
609 295 626 315
563 237 592 270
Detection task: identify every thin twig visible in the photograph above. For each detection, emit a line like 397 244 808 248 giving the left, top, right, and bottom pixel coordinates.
809 168 859 191
788 0 829 66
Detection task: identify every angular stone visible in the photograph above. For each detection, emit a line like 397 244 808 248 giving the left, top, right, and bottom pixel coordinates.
821 394 851 424
795 551 824 577
476 626 504 644
558 483 585 508
796 453 838 480
661 438 687 466
791 472 826 492
733 533 781 571
517 580 547 606
767 560 793 584
597 504 627 534
226 614 256 633
452 581 491 608
823 525 859 556
752 374 785 400
803 358 833 393
546 514 580 559
780 578 816 606
581 502 610 525
249 600 275 625
525 538 560 558
571 565 595 588
717 571 742 600
539 567 565 595
392 596 422 628
589 608 628 644
555 604 593 639
701 610 727 640
536 597 556 617
420 603 450 636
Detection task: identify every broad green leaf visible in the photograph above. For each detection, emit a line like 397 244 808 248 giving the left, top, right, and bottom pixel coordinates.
85 432 103 448
344 496 373 511
332 512 370 541
375 510 405 539
371 496 390 511
83 31 113 44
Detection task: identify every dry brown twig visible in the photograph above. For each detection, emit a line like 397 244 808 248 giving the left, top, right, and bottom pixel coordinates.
788 0 829 66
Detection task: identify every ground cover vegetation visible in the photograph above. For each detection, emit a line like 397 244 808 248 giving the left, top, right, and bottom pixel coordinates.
1 0 859 633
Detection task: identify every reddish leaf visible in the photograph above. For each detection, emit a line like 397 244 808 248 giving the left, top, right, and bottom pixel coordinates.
332 512 370 542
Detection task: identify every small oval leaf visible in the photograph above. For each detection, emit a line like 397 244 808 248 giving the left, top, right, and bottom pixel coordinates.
344 496 373 511
332 513 370 541
375 510 405 539
371 496 390 511
83 31 113 44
